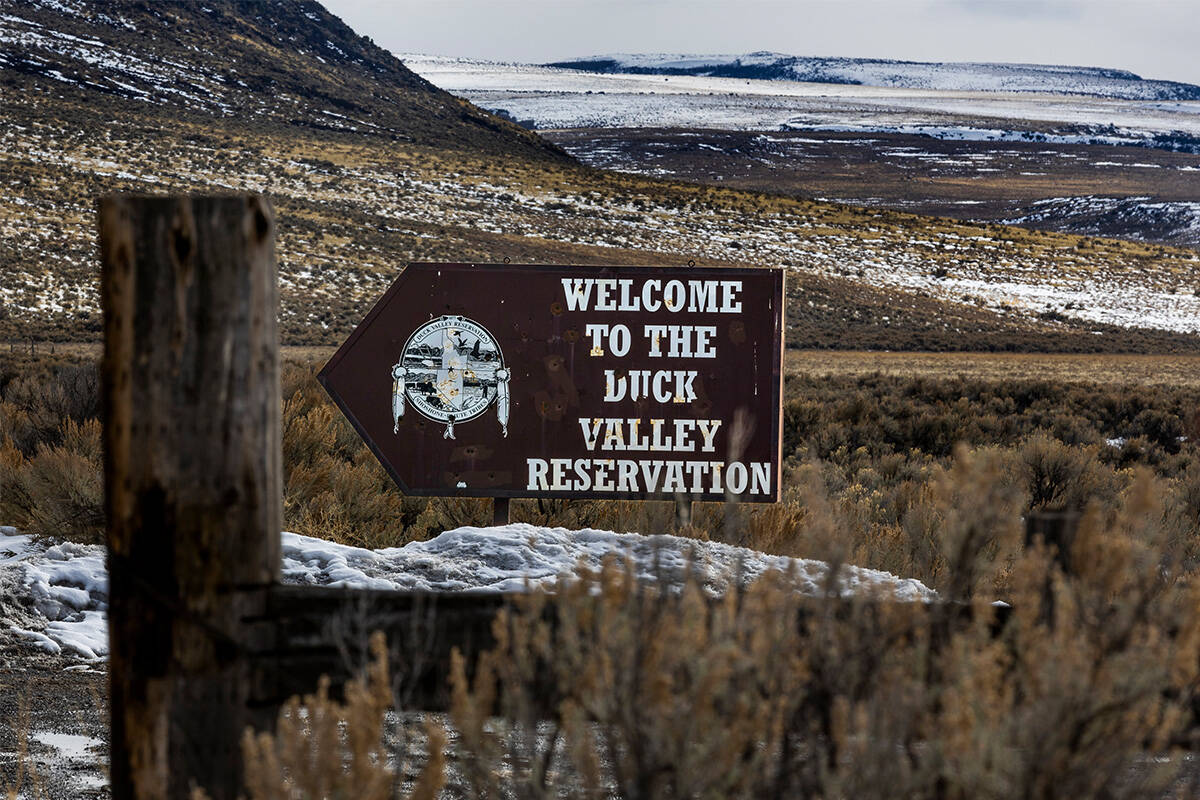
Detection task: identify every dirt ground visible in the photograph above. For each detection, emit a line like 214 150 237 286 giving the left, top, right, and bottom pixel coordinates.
0 632 108 799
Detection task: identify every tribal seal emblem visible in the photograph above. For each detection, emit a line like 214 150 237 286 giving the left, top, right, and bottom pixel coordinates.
391 315 510 440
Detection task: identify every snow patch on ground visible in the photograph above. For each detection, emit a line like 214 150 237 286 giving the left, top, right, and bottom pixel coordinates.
27 731 107 793
0 524 936 661
1003 196 1200 246
30 731 102 764
281 525 935 599
0 527 108 659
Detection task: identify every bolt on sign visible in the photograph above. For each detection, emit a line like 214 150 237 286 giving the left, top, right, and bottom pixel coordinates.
319 263 784 501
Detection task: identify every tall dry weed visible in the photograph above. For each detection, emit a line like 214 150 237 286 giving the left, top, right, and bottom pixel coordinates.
170 446 1200 799
930 472 1200 800
450 561 805 799
1 697 45 800
443 460 1200 799
196 632 446 800
279 372 453 547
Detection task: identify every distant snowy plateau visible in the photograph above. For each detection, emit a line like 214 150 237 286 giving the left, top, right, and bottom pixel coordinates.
403 54 1200 147
551 53 1200 102
0 525 934 661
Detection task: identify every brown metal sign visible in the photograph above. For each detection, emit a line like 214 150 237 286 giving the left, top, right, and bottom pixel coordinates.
319 263 784 501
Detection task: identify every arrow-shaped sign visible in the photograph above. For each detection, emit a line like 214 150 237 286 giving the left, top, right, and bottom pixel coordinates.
320 263 783 501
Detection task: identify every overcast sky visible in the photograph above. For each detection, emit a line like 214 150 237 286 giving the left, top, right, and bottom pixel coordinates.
321 0 1200 86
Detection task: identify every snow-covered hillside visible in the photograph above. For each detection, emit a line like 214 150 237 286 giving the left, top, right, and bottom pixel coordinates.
398 54 1200 337
550 53 1200 101
0 0 555 153
0 524 935 660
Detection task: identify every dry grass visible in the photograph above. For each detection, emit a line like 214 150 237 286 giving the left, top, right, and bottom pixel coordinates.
5 352 1200 579
5 75 1200 353
786 350 1200 387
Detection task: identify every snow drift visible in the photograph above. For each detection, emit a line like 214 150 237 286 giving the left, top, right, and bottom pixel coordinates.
1 524 936 660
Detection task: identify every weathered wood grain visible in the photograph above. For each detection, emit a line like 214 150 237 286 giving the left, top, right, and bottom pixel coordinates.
100 194 281 800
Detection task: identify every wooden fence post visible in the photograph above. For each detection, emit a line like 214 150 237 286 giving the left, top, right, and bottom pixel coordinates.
99 194 281 800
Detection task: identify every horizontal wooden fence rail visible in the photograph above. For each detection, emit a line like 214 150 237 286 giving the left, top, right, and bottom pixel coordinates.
100 193 282 800
244 586 509 713
241 584 1014 715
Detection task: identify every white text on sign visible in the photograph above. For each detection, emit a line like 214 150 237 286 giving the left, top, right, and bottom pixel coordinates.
523 275 770 498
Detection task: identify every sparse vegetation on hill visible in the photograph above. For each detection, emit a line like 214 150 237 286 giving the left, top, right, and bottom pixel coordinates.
546 128 1200 248
2 1 1198 351
0 0 559 158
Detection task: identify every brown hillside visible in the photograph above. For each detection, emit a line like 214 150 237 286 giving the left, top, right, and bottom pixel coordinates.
0 0 562 159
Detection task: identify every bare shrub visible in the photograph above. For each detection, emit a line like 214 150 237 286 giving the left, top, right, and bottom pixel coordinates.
1128 408 1185 453
445 477 1200 799
0 400 36 454
198 633 446 800
931 473 1199 799
899 444 1023 598
280 372 444 547
1184 407 1200 445
1017 433 1123 514
1 363 98 451
1166 460 1200 569
450 563 804 799
0 419 103 543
